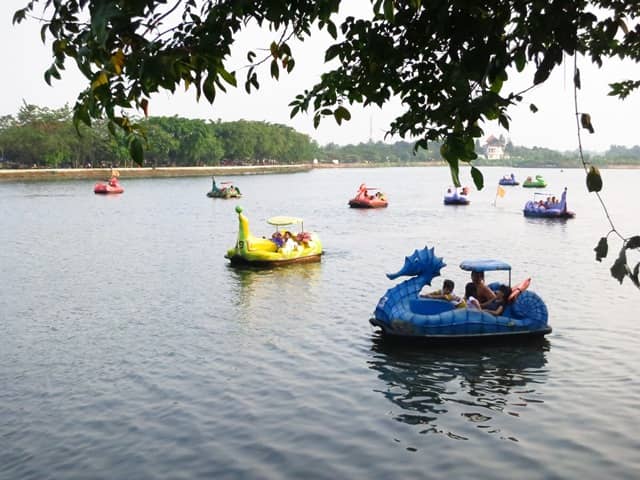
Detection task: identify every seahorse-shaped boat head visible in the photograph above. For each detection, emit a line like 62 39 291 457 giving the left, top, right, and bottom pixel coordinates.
386 246 446 282
374 246 446 322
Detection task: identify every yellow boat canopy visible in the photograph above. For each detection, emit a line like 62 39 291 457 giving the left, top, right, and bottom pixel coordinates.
267 216 303 226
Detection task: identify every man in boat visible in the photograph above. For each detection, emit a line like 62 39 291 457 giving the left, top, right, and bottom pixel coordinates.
470 271 496 307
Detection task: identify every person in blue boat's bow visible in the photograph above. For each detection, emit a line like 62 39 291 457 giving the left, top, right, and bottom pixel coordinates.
420 279 466 308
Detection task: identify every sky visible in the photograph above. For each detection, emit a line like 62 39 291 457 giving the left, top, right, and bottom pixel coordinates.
2 0 639 152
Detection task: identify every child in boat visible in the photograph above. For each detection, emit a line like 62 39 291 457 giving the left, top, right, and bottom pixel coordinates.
464 282 482 310
483 284 511 316
421 279 466 308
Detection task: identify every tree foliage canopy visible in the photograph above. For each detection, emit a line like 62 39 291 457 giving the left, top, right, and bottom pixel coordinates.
14 0 640 287
0 104 317 168
14 0 640 179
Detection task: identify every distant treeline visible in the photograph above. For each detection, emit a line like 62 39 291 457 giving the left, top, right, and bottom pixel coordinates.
1 104 639 168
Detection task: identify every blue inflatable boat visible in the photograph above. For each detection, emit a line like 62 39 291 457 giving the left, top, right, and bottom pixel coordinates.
523 188 575 219
499 173 519 186
370 246 552 342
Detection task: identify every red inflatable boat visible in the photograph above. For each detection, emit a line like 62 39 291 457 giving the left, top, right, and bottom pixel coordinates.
348 184 388 208
94 177 124 194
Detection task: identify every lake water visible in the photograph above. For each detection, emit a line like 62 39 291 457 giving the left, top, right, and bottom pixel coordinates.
1 166 639 479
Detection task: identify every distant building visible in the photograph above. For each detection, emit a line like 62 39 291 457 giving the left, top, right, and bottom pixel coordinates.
484 135 508 160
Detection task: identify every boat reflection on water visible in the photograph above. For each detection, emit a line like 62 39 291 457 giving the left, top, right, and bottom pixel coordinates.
228 262 323 310
368 335 549 441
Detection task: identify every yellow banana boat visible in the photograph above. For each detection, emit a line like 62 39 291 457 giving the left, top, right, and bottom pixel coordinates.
225 206 323 266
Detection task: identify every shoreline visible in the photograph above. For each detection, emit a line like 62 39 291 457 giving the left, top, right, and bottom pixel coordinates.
0 162 444 182
0 164 314 182
1 162 638 182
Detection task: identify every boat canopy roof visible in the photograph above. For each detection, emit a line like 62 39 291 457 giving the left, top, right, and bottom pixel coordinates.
459 259 512 272
267 216 303 226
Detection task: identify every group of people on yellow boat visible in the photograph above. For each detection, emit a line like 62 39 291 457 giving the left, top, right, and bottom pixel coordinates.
271 230 316 253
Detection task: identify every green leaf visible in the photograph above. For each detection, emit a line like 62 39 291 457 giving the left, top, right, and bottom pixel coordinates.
449 158 460 187
630 263 640 288
280 43 292 57
270 59 279 80
490 75 504 93
91 71 109 91
617 17 629 35
327 21 337 40
285 58 295 73
250 73 259 90
581 113 595 134
594 237 608 262
626 236 640 250
44 65 61 85
610 249 627 284
470 166 484 190
514 51 526 72
334 106 351 125
73 104 92 131
383 0 394 21
218 68 236 87
129 137 144 166
586 166 602 192
203 76 216 103
12 8 27 24
270 41 278 57
325 45 341 62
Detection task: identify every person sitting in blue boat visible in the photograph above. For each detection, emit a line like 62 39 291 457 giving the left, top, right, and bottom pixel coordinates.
471 271 496 307
482 284 511 316
420 279 466 308
464 282 482 310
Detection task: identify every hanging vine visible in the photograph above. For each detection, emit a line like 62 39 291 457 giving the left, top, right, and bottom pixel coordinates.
574 58 640 288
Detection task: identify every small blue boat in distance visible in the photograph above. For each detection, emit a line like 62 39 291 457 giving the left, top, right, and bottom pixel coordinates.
370 246 551 343
499 173 519 186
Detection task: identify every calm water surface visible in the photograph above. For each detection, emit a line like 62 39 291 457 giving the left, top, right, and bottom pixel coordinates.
1 167 639 479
